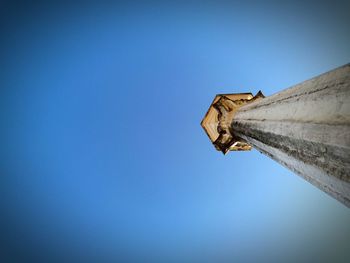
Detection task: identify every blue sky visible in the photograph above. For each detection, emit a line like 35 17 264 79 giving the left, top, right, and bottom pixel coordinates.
2 1 350 262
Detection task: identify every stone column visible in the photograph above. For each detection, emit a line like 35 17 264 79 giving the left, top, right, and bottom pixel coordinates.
231 64 350 207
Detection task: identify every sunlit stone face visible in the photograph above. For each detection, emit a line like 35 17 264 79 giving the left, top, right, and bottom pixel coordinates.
201 92 264 154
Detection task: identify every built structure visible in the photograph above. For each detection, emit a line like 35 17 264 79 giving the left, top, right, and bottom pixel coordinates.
201 64 350 207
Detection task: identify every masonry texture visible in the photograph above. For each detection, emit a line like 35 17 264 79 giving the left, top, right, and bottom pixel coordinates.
231 64 350 207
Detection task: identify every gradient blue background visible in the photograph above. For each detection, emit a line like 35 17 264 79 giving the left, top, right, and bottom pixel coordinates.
1 1 350 262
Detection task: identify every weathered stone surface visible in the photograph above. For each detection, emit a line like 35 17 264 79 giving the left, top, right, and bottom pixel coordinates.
232 64 350 207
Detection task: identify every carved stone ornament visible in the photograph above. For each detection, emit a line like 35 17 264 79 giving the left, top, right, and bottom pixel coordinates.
201 91 265 154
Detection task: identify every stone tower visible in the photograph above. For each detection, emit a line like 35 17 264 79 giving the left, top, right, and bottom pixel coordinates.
201 64 350 207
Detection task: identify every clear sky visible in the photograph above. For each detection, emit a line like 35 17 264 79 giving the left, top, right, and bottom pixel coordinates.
2 1 350 262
